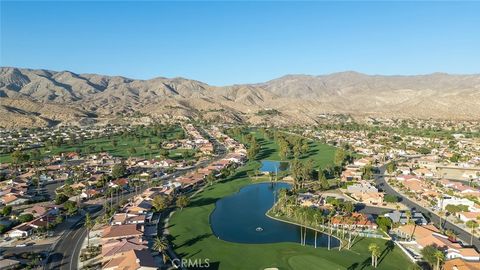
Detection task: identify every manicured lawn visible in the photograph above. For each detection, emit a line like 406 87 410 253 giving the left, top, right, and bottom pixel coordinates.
0 126 186 163
246 130 337 169
169 136 413 270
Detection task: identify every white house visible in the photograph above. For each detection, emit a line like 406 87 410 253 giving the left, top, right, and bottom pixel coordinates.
438 195 475 211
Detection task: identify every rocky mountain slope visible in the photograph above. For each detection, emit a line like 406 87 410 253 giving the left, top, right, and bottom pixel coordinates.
1 67 479 128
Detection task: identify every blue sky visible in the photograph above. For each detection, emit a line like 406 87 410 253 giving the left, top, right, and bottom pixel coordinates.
1 1 479 85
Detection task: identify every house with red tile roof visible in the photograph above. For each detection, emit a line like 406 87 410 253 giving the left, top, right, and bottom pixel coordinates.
331 213 377 230
102 224 143 242
103 249 156 270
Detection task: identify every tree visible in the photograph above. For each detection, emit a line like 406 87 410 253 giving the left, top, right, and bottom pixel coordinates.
368 243 380 268
11 149 29 164
247 137 260 160
376 216 393 232
466 220 478 246
55 193 69 205
405 210 412 224
18 213 34 223
384 195 399 203
85 213 94 247
111 163 126 179
153 237 169 264
361 165 374 180
433 250 445 270
176 195 189 210
318 169 330 190
386 161 397 174
343 201 354 214
421 245 444 270
334 149 346 166
64 200 78 216
1 206 12 216
152 195 169 213
206 173 215 186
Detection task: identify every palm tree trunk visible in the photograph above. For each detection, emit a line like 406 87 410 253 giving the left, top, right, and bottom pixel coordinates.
471 227 474 246
303 227 307 245
300 227 303 245
328 224 332 250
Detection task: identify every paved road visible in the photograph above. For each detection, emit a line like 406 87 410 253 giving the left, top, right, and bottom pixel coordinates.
43 127 228 269
45 205 102 270
374 165 480 250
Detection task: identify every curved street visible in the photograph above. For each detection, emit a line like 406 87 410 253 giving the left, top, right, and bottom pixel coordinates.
374 165 480 250
42 127 227 269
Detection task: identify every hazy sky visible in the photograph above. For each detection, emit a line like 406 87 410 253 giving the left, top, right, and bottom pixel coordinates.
1 1 479 85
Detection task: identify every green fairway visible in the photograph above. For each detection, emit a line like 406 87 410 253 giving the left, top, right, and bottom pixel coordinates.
169 134 413 270
244 130 337 169
0 126 188 163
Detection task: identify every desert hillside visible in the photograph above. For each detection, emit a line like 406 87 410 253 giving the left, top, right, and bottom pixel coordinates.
1 67 479 128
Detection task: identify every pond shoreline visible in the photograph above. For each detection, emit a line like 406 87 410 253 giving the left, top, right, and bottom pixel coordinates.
265 207 343 245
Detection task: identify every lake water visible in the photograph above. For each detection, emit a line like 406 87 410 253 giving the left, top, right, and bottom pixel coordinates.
210 182 340 248
259 160 289 173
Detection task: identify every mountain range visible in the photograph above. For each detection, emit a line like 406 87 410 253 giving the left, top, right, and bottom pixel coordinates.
1 67 479 128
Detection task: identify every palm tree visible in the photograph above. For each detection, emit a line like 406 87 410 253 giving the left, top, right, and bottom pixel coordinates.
405 210 412 224
433 249 445 270
313 213 319 248
369 243 380 268
206 173 215 186
176 195 189 210
153 237 169 264
466 220 478 246
438 210 445 231
85 213 94 247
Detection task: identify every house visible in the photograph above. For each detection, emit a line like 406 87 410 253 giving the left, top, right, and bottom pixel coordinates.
0 258 21 270
7 223 34 238
341 169 362 182
159 159 176 168
413 168 434 178
439 196 475 211
124 199 152 214
103 249 156 270
457 212 480 222
109 178 129 189
393 224 440 241
111 213 146 225
24 205 59 218
444 258 480 270
354 158 372 167
394 224 480 261
331 213 378 230
347 180 378 193
102 224 144 241
384 211 428 225
0 193 29 206
102 236 148 258
347 181 384 204
81 189 101 200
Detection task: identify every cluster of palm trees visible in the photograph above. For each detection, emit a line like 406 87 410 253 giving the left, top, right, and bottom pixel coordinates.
273 189 367 250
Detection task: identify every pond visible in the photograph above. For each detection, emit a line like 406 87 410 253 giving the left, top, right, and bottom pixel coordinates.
259 160 289 173
210 182 340 248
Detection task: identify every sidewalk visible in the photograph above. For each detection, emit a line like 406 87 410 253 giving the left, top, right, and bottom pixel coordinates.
77 227 102 269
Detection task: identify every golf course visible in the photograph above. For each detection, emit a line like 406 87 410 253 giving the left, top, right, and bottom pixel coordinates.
168 131 414 270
